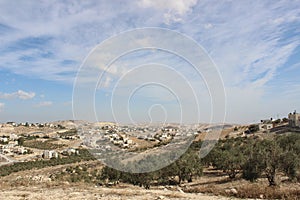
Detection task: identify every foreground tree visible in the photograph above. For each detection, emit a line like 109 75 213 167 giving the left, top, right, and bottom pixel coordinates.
158 149 203 184
207 139 245 179
242 140 281 185
261 140 282 186
276 133 300 181
100 166 121 185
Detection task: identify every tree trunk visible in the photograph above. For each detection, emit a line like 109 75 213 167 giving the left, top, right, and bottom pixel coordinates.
266 168 278 186
188 174 193 182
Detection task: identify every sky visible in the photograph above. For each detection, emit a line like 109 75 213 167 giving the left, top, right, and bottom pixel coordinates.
0 0 299 124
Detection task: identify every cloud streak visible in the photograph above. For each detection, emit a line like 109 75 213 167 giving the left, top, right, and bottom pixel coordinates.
0 1 298 88
0 1 299 123
0 90 35 100
138 0 198 24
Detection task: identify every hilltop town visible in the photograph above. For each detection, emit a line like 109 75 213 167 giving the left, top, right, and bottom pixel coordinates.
0 111 299 199
1 111 299 166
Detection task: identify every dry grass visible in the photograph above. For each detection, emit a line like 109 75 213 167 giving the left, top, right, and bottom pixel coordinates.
236 184 300 199
184 180 300 200
195 128 235 141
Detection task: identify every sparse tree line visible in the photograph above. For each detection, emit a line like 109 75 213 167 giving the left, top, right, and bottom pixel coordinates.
203 133 300 186
99 134 300 188
22 138 66 150
51 147 203 189
1 133 299 189
97 147 203 189
58 128 78 138
0 149 95 177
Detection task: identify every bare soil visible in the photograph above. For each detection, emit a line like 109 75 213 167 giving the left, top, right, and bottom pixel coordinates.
0 183 246 200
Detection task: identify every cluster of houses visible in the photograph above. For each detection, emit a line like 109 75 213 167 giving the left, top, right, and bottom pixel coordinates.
5 121 62 128
82 131 135 150
123 126 179 142
2 112 299 164
0 142 28 155
42 148 80 159
81 124 187 151
1 136 80 163
247 110 300 134
0 123 81 161
107 133 133 148
0 134 29 155
116 125 200 144
119 126 160 134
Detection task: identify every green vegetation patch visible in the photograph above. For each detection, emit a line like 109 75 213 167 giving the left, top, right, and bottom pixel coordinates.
58 128 78 137
23 139 65 150
0 149 95 177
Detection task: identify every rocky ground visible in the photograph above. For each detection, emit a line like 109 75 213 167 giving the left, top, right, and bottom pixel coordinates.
0 163 248 200
0 184 246 200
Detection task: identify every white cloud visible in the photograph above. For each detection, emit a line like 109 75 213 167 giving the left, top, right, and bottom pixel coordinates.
35 101 53 107
138 0 197 15
101 76 113 88
182 0 300 88
138 0 197 24
284 62 300 72
0 1 300 123
0 103 4 112
2 0 297 89
0 90 35 100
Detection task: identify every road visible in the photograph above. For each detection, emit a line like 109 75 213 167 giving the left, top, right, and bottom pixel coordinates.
0 153 18 166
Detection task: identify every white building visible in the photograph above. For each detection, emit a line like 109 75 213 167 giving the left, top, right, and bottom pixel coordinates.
258 119 273 131
64 148 79 155
0 137 8 143
43 150 58 159
15 147 27 154
9 134 18 140
288 111 300 128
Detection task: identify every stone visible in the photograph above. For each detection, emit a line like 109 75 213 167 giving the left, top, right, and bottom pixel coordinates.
230 188 238 194
177 188 184 193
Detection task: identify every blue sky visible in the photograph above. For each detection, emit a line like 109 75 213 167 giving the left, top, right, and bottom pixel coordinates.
0 0 299 124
